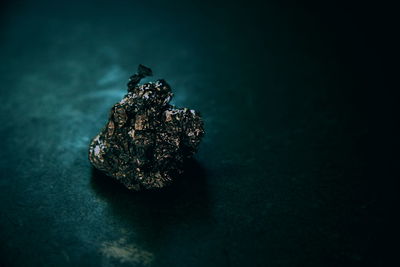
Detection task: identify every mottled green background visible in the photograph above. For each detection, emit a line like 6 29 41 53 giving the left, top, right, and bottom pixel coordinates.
0 0 397 266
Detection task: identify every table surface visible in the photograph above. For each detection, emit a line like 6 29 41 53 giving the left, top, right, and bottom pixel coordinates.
0 0 396 266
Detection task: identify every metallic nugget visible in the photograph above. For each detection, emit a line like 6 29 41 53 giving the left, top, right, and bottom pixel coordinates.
89 65 204 190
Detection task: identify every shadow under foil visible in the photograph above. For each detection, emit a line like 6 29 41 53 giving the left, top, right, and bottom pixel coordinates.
90 159 210 246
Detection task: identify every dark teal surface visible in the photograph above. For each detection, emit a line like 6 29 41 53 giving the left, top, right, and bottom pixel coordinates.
0 0 397 266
